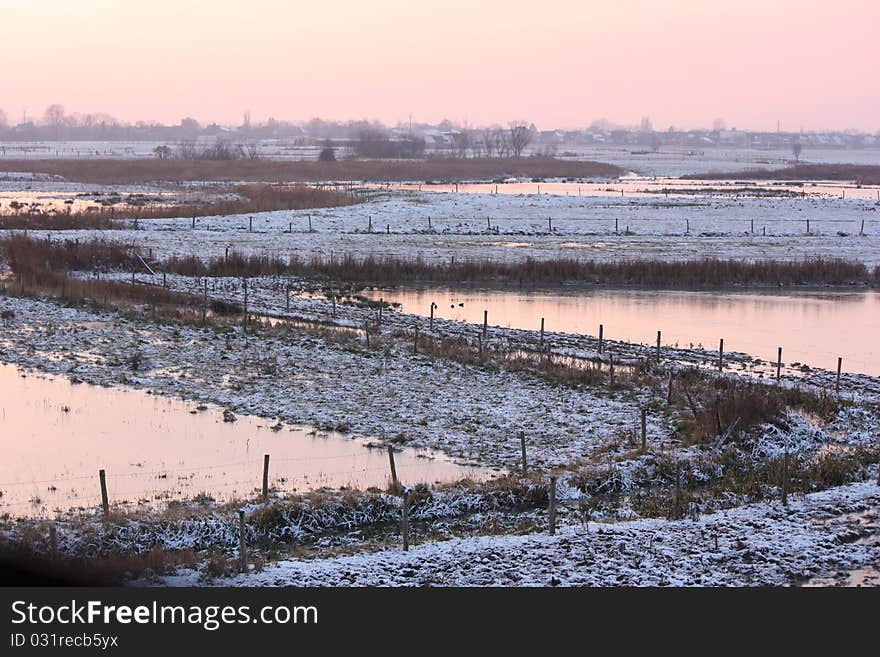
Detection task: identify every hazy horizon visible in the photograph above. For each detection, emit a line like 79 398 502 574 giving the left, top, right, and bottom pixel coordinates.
2 0 878 133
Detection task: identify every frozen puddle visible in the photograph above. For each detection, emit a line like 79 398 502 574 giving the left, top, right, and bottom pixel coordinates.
366 287 880 376
0 365 497 517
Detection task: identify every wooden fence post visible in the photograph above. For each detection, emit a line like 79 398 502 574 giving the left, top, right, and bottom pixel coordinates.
238 510 247 572
483 310 488 338
673 461 681 519
641 407 647 449
608 353 615 387
401 491 410 551
99 469 109 517
548 476 557 535
656 330 661 362
598 324 604 353
520 432 528 476
836 357 842 392
540 317 545 346
388 445 399 493
242 277 248 330
202 278 208 324
262 454 270 501
781 449 789 507
718 338 724 372
777 346 783 382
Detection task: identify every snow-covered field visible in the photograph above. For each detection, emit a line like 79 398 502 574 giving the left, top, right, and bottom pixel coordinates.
0 141 322 161
3 142 880 178
560 146 880 177
15 188 880 268
0 294 646 471
2 157 880 586
164 481 879 587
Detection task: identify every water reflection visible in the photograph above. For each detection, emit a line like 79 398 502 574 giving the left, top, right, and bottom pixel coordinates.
363 178 880 200
367 288 880 376
0 366 495 516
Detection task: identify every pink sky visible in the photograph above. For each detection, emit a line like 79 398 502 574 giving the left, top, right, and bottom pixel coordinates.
2 0 878 131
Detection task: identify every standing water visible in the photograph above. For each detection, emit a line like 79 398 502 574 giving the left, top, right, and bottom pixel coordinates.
367 288 880 376
0 365 497 517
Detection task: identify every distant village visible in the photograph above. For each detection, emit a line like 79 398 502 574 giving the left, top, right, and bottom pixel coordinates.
0 106 877 157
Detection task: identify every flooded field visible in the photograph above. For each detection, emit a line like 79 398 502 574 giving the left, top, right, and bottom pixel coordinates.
0 190 175 214
376 177 880 200
0 365 496 517
367 287 880 376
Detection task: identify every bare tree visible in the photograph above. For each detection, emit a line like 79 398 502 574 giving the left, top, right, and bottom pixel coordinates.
480 128 496 158
243 140 259 160
496 128 511 158
153 145 172 159
792 142 803 163
508 121 532 157
175 140 199 160
318 139 336 162
44 104 66 138
452 129 472 158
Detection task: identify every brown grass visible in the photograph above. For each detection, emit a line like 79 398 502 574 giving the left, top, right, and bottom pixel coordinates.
161 251 875 288
0 184 354 229
1 233 138 271
674 369 844 445
0 237 241 319
2 271 239 319
685 379 786 445
683 164 880 185
0 157 621 185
